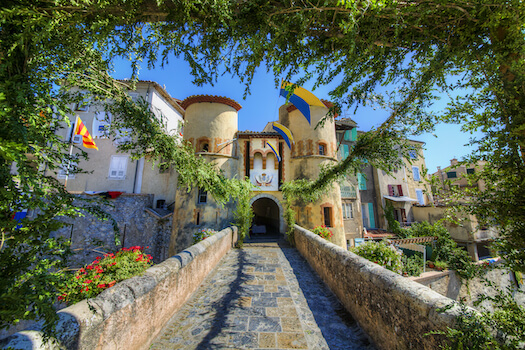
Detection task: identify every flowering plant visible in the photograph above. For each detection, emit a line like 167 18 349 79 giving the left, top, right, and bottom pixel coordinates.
193 228 217 244
312 225 333 240
59 246 152 304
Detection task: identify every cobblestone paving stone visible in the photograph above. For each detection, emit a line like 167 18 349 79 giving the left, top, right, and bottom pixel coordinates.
150 242 375 350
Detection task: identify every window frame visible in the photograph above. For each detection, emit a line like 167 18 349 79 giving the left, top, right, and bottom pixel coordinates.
412 166 421 181
108 155 128 180
197 188 208 204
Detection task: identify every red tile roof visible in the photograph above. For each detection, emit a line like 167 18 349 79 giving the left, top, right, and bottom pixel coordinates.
181 95 242 111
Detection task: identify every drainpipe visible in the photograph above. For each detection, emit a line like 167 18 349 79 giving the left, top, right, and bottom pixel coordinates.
133 158 145 194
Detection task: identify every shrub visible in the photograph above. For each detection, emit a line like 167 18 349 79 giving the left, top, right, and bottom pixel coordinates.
311 225 333 240
59 246 152 305
351 240 403 273
402 254 425 276
193 228 217 244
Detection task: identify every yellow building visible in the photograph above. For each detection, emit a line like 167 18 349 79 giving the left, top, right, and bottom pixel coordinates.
169 96 347 254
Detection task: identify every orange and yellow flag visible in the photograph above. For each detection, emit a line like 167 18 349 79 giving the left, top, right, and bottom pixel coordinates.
75 117 98 150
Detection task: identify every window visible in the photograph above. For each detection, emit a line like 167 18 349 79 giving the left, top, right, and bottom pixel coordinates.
343 202 353 219
408 150 417 159
357 173 367 190
341 144 350 160
388 184 404 196
198 188 207 203
447 171 457 179
156 199 166 209
57 158 77 179
318 143 326 156
416 189 425 205
108 156 128 179
323 207 333 227
467 168 475 175
128 92 139 102
412 166 421 181
201 143 209 152
93 112 111 139
344 129 357 141
74 96 90 112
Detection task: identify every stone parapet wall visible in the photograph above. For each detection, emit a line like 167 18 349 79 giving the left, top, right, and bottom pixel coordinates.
293 225 460 350
1 226 238 350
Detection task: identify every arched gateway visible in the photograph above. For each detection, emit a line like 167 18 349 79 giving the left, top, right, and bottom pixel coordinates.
249 193 285 236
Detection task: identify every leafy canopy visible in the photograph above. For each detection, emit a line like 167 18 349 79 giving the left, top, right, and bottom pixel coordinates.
1 0 524 335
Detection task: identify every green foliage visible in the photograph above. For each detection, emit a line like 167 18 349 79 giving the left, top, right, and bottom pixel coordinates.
230 177 254 243
59 246 152 305
311 225 333 240
283 196 296 244
401 221 478 280
192 228 217 244
384 202 404 237
401 254 424 277
351 240 403 273
434 285 525 350
2 0 525 338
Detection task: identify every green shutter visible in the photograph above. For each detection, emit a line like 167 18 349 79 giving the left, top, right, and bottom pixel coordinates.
368 203 376 228
351 128 357 141
343 144 349 159
358 173 367 190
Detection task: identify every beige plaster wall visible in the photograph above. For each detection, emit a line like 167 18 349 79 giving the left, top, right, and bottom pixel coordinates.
184 102 238 156
1 227 239 350
279 105 346 248
294 225 462 350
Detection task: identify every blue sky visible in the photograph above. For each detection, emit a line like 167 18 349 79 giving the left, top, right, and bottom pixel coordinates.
112 57 480 174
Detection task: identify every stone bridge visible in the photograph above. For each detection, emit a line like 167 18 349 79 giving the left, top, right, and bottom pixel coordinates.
2 226 460 350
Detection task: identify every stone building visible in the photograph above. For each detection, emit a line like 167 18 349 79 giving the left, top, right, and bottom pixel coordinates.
357 134 433 231
170 95 347 254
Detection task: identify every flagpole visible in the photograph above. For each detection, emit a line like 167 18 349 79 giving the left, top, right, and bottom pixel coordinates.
64 116 77 189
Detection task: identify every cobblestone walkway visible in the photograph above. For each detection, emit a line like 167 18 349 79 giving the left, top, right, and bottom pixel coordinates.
150 242 375 350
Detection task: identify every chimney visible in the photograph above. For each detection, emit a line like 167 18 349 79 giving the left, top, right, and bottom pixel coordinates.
437 166 441 171
450 158 458 166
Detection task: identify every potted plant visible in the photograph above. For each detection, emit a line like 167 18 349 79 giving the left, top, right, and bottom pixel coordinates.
427 260 435 268
434 260 448 271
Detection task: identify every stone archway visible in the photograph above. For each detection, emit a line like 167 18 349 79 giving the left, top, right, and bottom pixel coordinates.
249 193 285 234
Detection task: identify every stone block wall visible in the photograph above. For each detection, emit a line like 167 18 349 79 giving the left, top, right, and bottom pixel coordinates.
53 193 172 266
294 225 461 350
413 265 525 310
1 226 238 350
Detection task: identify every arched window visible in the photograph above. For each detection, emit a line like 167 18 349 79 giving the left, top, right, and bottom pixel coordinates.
318 143 327 156
253 152 263 170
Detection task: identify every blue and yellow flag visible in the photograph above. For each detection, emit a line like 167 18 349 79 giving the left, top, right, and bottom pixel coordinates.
266 142 281 163
272 122 294 150
280 81 325 124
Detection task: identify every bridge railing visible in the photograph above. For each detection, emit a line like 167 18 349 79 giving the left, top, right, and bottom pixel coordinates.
1 226 238 350
294 225 462 350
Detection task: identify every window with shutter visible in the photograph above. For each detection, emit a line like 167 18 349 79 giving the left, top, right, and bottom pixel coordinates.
397 185 403 196
108 156 128 180
416 189 425 205
412 166 421 181
388 185 395 196
358 173 367 190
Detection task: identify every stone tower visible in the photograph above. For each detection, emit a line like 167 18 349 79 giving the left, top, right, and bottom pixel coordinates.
278 102 346 248
169 95 241 255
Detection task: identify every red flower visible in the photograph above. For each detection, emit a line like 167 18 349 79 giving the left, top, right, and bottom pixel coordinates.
86 265 93 270
84 279 92 284
98 284 106 289
75 275 81 279
94 275 101 279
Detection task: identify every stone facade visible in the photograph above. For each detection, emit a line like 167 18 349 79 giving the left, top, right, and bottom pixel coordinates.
53 194 172 266
170 95 348 254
